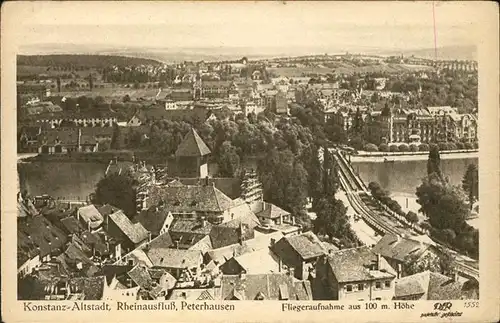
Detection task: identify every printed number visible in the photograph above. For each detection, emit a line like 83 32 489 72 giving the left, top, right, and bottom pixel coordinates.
464 302 479 308
365 303 378 310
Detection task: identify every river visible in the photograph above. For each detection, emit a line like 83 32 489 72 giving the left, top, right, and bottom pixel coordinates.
351 157 478 195
17 156 478 204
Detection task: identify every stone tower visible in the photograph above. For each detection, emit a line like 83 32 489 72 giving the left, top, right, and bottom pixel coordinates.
174 128 211 178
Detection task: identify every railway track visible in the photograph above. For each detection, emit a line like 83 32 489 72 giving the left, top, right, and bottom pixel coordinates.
333 153 402 236
332 149 479 280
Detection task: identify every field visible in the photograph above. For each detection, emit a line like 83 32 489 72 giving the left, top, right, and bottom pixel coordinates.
269 63 435 77
56 87 160 100
17 65 101 78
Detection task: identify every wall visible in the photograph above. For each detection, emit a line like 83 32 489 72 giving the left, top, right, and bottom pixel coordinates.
272 239 305 280
18 255 41 277
219 258 245 275
338 279 395 301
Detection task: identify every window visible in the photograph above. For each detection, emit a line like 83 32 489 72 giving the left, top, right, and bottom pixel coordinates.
385 281 391 288
375 282 381 289
358 283 364 291
346 285 353 292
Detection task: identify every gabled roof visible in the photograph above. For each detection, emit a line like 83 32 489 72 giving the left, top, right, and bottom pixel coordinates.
206 231 284 265
17 215 68 267
67 276 106 300
77 205 104 229
168 219 213 249
38 128 79 146
394 270 468 300
128 264 153 290
134 208 171 236
168 288 219 300
371 234 432 263
209 221 255 250
227 248 281 274
175 128 211 157
274 232 327 261
326 246 396 283
108 210 149 244
146 184 233 213
254 202 290 219
220 273 312 300
146 248 203 270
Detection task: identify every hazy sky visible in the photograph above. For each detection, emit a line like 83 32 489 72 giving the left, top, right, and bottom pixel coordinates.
8 1 480 52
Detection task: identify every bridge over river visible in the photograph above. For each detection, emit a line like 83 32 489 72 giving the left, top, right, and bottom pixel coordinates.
331 148 479 281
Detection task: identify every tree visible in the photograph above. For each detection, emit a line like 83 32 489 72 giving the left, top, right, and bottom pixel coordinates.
427 144 443 182
257 149 308 215
349 135 364 150
111 124 122 150
77 96 91 111
399 144 409 152
351 107 364 135
88 73 94 90
389 145 399 152
324 120 347 145
405 250 453 276
93 173 138 218
416 178 469 231
217 141 240 177
405 211 419 224
363 143 378 152
462 164 479 209
419 143 429 151
409 144 419 152
313 196 357 245
94 96 105 106
123 94 131 103
379 143 389 152
56 77 61 92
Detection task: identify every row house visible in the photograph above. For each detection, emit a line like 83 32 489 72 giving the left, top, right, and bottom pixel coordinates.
371 234 441 279
315 246 397 301
270 232 333 281
195 80 235 99
34 115 117 128
37 128 99 154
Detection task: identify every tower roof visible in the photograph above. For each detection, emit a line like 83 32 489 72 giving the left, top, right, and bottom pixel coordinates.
175 128 211 157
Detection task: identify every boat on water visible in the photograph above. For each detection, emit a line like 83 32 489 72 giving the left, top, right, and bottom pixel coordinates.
383 157 395 163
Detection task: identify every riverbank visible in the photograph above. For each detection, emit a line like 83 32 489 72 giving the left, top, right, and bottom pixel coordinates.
18 150 169 165
351 149 478 163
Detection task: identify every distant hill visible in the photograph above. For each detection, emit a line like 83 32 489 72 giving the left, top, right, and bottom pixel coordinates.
382 45 477 61
17 54 163 68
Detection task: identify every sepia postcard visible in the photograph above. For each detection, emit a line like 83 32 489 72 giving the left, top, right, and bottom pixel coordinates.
1 1 499 322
